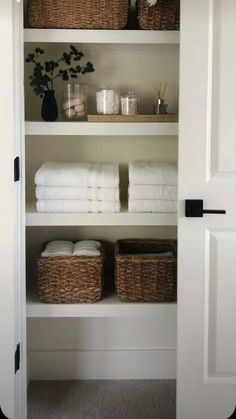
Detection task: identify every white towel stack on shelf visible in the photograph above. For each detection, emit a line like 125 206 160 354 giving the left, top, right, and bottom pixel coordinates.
35 161 120 213
128 161 178 213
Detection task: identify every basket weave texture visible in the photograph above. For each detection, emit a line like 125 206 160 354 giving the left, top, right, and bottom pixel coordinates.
137 0 180 30
115 239 177 302
37 247 104 303
27 0 129 29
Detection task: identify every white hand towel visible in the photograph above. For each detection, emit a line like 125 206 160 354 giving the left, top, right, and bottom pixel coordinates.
41 240 74 257
62 97 84 110
129 161 177 185
35 162 119 188
146 0 158 6
73 240 101 256
128 184 177 200
128 199 177 213
36 199 121 213
36 185 120 202
75 240 101 248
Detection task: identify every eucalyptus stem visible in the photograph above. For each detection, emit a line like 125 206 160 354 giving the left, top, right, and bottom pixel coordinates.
25 45 95 98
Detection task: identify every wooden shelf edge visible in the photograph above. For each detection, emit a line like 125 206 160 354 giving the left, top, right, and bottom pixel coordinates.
26 202 178 227
26 289 177 318
24 29 180 45
25 121 179 136
87 114 178 123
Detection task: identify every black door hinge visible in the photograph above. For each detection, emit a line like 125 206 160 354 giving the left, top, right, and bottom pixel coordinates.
14 157 20 182
15 343 20 374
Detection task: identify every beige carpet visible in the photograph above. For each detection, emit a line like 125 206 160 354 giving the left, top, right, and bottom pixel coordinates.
28 380 176 419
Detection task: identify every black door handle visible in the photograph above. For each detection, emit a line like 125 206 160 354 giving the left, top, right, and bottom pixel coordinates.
185 200 226 217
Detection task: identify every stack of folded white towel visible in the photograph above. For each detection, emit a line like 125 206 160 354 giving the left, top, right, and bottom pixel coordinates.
128 161 177 213
35 161 120 213
41 240 101 257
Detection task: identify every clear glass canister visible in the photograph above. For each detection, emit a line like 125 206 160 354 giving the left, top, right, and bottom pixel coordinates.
96 88 120 115
62 83 87 120
121 91 139 115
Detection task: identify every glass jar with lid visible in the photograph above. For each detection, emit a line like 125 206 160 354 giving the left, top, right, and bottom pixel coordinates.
121 91 139 115
96 88 120 115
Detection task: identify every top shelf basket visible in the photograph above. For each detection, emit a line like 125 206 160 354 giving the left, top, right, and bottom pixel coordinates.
137 0 180 30
27 0 130 29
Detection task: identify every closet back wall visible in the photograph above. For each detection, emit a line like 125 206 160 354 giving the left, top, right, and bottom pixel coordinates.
25 41 178 381
24 44 179 119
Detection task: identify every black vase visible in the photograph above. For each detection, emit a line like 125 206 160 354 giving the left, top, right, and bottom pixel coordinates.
41 90 58 121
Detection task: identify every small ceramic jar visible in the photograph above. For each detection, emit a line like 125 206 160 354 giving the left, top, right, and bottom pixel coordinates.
96 88 120 115
121 91 139 115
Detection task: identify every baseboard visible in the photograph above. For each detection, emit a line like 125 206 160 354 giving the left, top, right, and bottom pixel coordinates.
28 348 176 380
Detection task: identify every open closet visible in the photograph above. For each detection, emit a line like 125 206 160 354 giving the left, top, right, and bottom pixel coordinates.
0 1 235 418
24 0 178 391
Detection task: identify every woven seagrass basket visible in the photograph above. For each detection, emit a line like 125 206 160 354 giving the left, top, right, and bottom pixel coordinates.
37 245 104 303
137 0 180 30
27 0 130 29
115 239 177 302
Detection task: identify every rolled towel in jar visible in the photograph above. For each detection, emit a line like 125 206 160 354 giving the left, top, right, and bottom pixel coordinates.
62 97 85 111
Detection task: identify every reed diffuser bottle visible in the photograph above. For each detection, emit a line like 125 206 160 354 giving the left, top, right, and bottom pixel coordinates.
154 83 168 114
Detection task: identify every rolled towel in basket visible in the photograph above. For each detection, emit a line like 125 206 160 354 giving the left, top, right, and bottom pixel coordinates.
128 199 177 213
73 240 101 256
36 185 120 202
129 161 177 185
128 184 177 200
146 0 158 6
41 240 74 257
36 199 121 213
35 162 119 188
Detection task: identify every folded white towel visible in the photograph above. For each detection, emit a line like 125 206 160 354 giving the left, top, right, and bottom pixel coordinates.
75 240 101 248
41 240 74 257
36 199 121 213
73 241 101 256
128 199 177 213
129 161 177 185
41 240 101 257
35 162 119 188
128 184 177 200
36 185 120 202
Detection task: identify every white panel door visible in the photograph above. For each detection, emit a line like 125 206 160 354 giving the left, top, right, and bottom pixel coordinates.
177 1 236 418
0 1 26 418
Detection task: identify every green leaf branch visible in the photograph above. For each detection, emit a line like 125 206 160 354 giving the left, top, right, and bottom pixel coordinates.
26 45 95 97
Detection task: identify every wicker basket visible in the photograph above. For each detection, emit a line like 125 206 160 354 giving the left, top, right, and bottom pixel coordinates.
115 239 177 302
27 0 130 29
37 246 104 303
137 0 180 30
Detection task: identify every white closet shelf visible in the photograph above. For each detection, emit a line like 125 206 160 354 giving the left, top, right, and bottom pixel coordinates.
27 288 177 318
25 121 178 136
24 29 180 45
26 202 177 226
